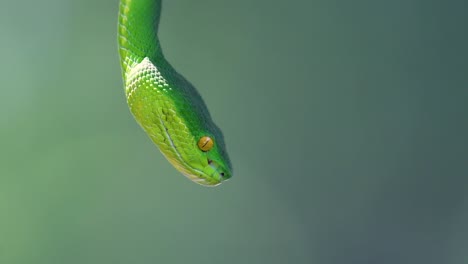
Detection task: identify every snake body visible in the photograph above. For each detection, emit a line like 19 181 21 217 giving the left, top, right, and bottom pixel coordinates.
118 0 232 186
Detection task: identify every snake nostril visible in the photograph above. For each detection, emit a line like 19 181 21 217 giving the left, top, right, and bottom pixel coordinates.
208 159 213 164
220 172 225 177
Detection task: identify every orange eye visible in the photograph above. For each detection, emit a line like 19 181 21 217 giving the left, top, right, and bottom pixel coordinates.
198 136 214 152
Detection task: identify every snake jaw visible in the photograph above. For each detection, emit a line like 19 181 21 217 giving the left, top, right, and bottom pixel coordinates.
180 159 230 187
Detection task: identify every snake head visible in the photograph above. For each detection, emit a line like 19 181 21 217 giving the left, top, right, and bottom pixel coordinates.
160 129 232 186
126 58 232 186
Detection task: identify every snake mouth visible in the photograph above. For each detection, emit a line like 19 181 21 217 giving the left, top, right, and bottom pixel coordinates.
186 159 230 187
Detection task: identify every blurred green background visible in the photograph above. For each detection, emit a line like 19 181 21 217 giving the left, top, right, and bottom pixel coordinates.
1 0 467 263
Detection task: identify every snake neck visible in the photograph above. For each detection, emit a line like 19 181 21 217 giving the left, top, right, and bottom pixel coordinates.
118 0 163 77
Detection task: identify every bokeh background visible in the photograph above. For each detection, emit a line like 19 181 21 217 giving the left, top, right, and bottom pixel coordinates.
1 0 467 263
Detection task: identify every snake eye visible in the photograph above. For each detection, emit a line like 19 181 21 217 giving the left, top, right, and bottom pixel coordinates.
198 136 214 152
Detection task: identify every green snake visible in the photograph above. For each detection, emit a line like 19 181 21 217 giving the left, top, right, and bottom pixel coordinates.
118 0 232 186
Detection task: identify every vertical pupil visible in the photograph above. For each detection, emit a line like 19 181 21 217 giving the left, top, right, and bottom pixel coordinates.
198 136 214 151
